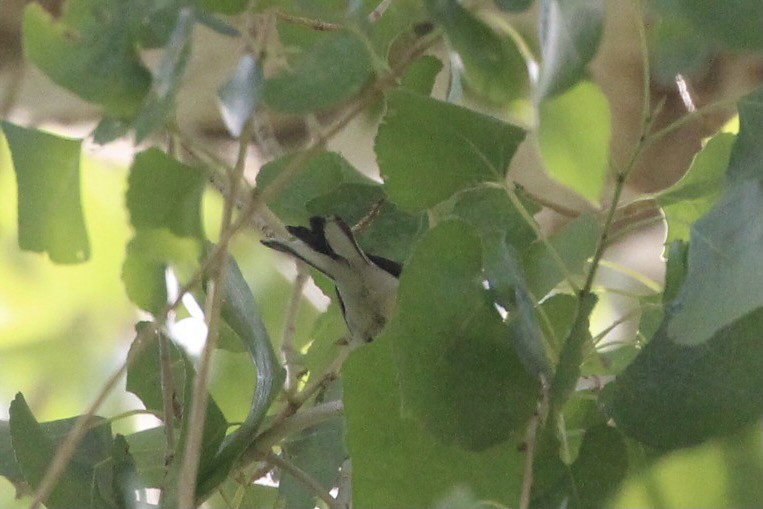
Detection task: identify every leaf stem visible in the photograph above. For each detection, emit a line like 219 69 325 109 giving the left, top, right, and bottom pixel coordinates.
282 263 309 395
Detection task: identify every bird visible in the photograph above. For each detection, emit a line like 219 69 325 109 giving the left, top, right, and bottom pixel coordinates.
261 216 402 345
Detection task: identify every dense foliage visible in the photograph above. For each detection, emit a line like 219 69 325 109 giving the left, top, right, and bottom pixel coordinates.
1 0 761 508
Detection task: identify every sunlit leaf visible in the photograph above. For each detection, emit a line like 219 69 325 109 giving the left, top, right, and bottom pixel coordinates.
377 89 526 210
607 422 763 508
122 230 201 313
657 132 734 244
538 81 611 205
1 122 89 264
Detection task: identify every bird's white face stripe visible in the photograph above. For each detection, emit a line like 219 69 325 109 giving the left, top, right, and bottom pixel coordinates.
323 217 370 266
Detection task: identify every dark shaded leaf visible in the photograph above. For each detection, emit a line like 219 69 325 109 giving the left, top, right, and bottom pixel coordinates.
533 425 628 509
344 339 526 508
601 307 763 449
650 0 763 50
537 0 604 100
9 394 118 509
389 220 538 450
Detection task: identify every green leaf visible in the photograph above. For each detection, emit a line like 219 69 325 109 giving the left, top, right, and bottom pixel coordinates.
279 381 345 509
537 0 604 100
125 322 187 414
122 230 201 313
126 148 207 239
344 339 527 508
495 0 534 11
22 2 151 117
9 394 118 509
522 214 600 299
483 234 553 378
549 293 598 411
262 29 374 114
217 53 263 137
400 54 443 95
0 421 24 493
666 89 763 345
533 425 628 509
389 220 538 450
427 0 529 104
256 151 373 225
1 122 89 264
537 81 611 205
133 8 194 142
195 252 286 501
376 89 526 210
123 427 168 488
194 0 250 15
649 16 713 84
601 307 763 449
657 132 735 244
450 186 539 249
650 0 763 50
607 422 763 508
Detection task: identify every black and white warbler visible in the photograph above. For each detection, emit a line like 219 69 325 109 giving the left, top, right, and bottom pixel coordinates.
262 216 402 344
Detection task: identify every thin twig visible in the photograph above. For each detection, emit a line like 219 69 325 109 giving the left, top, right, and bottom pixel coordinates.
176 122 254 507
368 0 393 23
282 263 309 394
519 376 549 509
275 10 342 31
158 331 178 458
266 451 339 509
352 199 386 234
